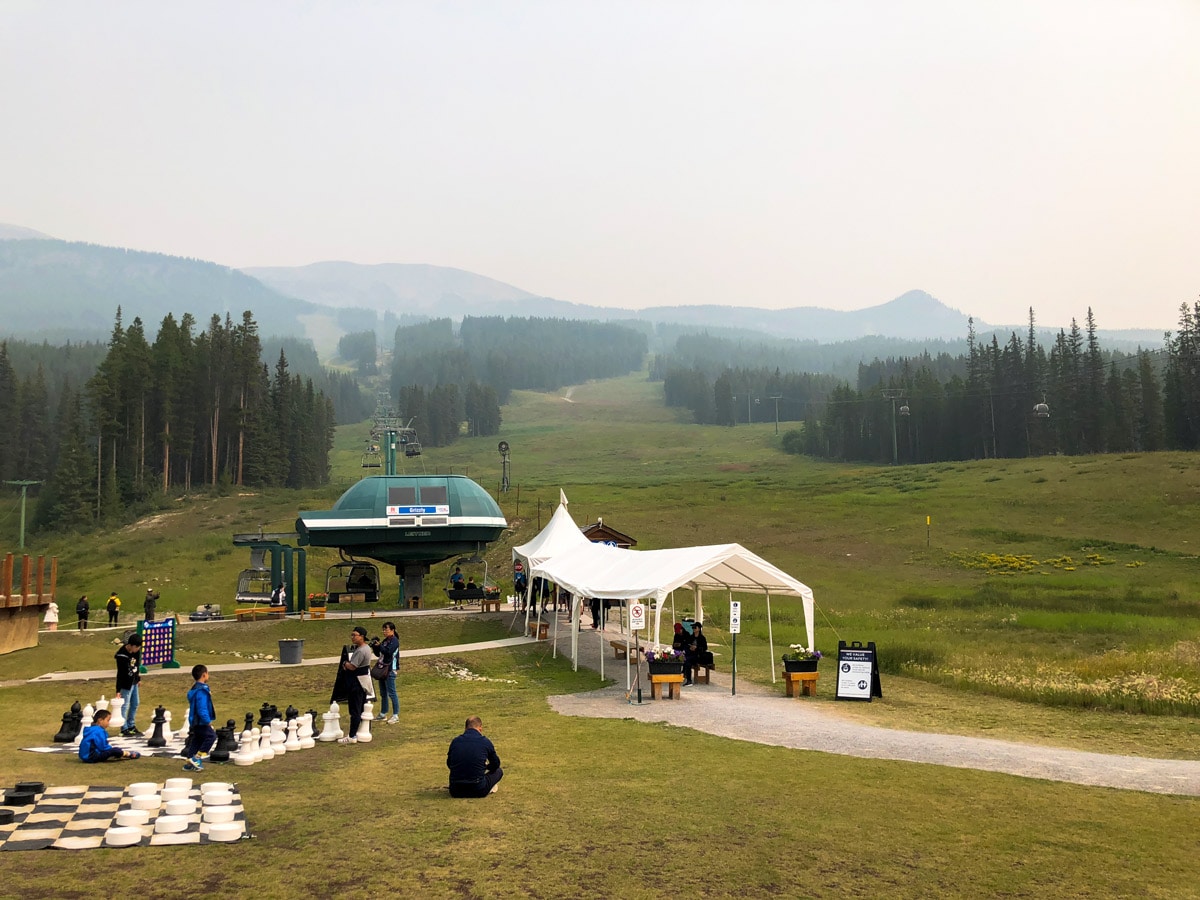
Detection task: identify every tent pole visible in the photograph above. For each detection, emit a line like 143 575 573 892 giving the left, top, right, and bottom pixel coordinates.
766 591 776 684
597 598 604 682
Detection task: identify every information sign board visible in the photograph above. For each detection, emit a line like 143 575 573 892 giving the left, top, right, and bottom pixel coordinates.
630 603 646 631
835 640 882 701
729 600 741 634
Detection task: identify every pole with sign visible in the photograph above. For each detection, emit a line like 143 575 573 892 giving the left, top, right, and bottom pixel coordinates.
729 600 741 696
629 602 646 704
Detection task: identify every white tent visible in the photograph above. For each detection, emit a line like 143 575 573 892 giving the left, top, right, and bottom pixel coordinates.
530 539 815 682
511 491 590 648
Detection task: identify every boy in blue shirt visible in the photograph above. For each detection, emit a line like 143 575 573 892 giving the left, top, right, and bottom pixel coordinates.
180 664 216 771
78 709 141 762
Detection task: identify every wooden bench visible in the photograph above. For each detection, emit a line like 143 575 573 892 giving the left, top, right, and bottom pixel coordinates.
405 597 422 610
480 598 502 613
527 621 549 640
306 606 326 620
695 663 716 685
784 671 819 697
609 640 629 659
650 674 685 700
447 588 486 607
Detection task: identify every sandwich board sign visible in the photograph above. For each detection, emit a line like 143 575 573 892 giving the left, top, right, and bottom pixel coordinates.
835 640 883 701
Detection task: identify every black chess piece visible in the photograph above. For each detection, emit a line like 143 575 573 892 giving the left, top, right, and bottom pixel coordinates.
146 704 168 747
258 703 273 728
210 720 239 763
244 711 255 734
306 708 319 728
285 704 298 721
269 704 280 722
53 701 83 743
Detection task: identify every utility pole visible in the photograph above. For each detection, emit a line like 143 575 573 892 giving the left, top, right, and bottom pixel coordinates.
770 395 782 434
881 389 903 465
4 480 41 551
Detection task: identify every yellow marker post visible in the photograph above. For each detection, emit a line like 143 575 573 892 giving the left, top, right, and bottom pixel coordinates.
926 515 931 547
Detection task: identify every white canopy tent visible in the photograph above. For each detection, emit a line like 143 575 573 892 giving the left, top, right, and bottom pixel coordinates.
529 538 815 682
511 492 591 650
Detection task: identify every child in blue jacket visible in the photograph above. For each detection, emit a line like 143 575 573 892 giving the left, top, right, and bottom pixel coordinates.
180 664 216 771
78 710 141 762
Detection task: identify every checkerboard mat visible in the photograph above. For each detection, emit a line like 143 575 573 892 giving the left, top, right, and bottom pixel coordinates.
0 784 250 850
23 734 191 759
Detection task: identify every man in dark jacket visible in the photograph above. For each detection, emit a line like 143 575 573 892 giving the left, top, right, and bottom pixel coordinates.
115 634 143 737
144 588 159 622
446 715 503 797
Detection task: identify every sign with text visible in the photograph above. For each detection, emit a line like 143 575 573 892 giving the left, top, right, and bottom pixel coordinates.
630 603 646 631
729 600 741 634
387 504 449 516
835 640 882 702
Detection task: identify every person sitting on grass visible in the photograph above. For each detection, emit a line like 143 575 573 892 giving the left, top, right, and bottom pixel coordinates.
447 714 503 797
79 709 141 762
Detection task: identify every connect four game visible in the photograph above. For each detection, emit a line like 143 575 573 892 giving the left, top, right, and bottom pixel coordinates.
138 619 181 671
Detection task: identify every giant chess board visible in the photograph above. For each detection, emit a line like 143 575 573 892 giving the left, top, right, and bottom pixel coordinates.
0 781 250 850
23 733 193 759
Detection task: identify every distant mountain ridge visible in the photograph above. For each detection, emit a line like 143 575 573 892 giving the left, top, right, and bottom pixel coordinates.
0 224 1165 349
0 238 314 340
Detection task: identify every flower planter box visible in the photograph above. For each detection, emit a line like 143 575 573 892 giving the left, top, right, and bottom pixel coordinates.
783 659 819 673
647 661 686 676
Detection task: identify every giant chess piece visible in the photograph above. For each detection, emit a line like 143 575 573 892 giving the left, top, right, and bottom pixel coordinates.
362 697 375 722
298 713 316 750
318 702 341 742
355 710 369 748
109 695 125 731
270 718 287 755
73 704 95 748
162 709 175 744
233 729 256 767
258 727 276 761
54 701 83 743
284 717 301 752
175 713 190 747
210 720 239 763
258 703 274 729
285 704 298 722
244 711 255 733
147 705 168 748
95 695 109 713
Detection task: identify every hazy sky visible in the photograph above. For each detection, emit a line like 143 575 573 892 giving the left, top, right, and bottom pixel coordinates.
3 1 1197 330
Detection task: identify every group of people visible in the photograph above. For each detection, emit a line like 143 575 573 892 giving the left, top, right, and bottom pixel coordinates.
61 587 162 630
672 620 715 686
73 616 504 800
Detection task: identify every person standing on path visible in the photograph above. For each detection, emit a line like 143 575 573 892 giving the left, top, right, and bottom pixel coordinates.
377 621 400 725
143 588 159 622
106 592 121 626
76 595 89 630
115 633 143 736
338 626 373 743
44 600 59 631
447 715 503 797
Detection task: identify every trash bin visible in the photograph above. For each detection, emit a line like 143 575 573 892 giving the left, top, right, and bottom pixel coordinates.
278 638 304 665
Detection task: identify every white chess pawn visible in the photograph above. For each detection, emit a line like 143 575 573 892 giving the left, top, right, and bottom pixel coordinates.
175 716 190 747
270 719 287 755
162 709 174 744
95 695 109 713
258 728 275 761
356 709 373 744
109 695 125 730
74 705 95 747
284 718 301 752
299 714 316 750
249 727 263 761
362 698 375 722
318 704 341 742
233 729 256 767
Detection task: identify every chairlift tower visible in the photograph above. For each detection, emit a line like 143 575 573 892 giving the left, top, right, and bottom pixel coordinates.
498 441 511 493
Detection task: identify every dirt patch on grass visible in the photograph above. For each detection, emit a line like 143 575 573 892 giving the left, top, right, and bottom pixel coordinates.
717 463 752 472
122 511 185 532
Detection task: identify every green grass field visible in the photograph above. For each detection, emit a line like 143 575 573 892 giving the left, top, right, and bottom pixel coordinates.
3 372 1199 898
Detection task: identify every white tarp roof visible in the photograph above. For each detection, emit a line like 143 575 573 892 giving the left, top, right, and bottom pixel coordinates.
511 492 589 569
531 540 815 652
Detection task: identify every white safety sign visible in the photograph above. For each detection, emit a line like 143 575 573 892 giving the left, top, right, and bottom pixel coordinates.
729 600 741 634
630 603 646 631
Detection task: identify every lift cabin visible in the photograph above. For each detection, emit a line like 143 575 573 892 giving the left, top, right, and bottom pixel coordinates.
325 559 381 605
295 475 507 602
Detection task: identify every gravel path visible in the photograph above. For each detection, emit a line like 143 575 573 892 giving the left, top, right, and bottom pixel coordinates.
546 618 1200 798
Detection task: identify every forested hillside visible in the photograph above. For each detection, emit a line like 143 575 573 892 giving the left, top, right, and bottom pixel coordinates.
1 310 342 535
387 316 648 446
